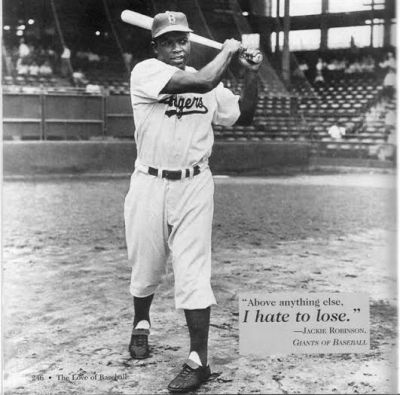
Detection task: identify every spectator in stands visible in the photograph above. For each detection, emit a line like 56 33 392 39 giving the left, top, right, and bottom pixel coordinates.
326 58 345 78
18 38 30 60
377 129 396 161
29 61 40 76
387 127 396 145
346 59 355 74
299 61 309 73
345 58 363 74
379 52 396 100
123 51 133 72
377 105 396 161
87 50 101 69
39 60 53 76
328 123 346 140
72 69 88 87
338 59 347 71
314 58 326 83
327 58 338 71
16 58 29 76
379 51 396 70
385 109 396 134
361 55 375 73
293 61 308 79
60 45 71 77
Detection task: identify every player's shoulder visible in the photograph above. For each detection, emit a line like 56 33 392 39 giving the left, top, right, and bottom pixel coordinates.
131 58 169 77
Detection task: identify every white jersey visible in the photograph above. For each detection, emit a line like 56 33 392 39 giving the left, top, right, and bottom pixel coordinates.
130 58 240 170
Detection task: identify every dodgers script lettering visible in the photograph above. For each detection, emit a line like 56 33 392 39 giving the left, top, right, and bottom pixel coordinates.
160 95 209 118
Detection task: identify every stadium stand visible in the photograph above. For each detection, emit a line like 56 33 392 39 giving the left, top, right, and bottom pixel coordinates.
2 0 396 163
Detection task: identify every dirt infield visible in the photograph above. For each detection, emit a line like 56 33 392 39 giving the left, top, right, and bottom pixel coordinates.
3 173 397 394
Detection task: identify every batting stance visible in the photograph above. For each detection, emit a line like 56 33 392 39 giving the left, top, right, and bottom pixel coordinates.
124 11 261 392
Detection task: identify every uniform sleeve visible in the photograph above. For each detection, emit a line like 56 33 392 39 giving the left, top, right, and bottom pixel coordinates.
131 59 179 102
212 82 241 126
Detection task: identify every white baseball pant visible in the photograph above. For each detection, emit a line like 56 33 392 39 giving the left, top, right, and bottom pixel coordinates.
124 167 217 310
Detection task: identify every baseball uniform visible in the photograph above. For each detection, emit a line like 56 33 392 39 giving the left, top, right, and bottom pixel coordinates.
124 58 240 309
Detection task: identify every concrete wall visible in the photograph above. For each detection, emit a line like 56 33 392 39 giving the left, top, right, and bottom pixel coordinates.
3 141 311 176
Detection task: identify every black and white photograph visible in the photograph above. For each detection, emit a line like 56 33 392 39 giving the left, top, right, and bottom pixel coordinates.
2 0 398 393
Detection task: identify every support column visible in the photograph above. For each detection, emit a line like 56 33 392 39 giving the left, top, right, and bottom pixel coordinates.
275 0 280 55
320 0 329 51
281 0 290 84
383 0 394 47
265 0 273 53
370 0 375 47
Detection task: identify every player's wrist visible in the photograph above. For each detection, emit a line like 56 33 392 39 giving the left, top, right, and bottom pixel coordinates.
221 47 236 59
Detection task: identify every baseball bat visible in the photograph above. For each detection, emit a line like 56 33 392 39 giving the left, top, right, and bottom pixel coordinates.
121 10 223 50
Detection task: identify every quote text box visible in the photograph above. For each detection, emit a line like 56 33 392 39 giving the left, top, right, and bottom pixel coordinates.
239 292 369 356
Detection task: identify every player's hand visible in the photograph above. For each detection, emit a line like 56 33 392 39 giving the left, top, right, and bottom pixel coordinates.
239 48 263 71
222 39 242 55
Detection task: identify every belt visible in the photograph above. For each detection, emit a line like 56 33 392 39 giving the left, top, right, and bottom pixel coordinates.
148 165 200 180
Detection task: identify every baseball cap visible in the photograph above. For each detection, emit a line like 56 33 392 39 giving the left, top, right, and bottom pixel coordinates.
152 11 193 39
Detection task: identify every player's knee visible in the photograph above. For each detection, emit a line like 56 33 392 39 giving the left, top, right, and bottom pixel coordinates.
130 281 159 298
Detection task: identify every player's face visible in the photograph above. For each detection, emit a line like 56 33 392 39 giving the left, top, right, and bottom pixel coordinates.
154 32 191 70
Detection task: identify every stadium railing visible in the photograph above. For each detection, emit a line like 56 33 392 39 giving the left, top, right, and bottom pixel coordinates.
2 86 133 140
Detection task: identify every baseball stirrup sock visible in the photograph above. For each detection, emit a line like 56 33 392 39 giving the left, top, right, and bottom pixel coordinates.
184 307 210 367
133 294 154 327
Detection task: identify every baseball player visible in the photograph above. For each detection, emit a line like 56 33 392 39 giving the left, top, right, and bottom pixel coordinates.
124 11 261 392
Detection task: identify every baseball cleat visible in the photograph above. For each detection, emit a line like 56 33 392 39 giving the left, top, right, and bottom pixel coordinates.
129 328 150 359
167 359 211 393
